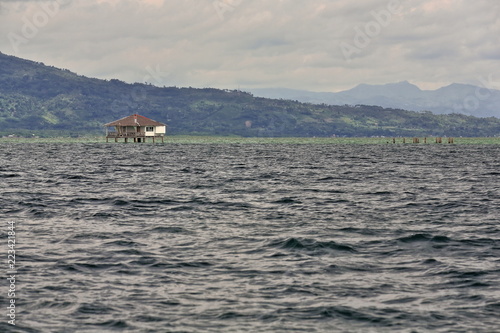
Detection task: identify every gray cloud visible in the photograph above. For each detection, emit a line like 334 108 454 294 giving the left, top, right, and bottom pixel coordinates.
0 0 499 92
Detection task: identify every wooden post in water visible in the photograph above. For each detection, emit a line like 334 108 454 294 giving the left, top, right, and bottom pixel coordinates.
424 137 427 144
403 138 406 144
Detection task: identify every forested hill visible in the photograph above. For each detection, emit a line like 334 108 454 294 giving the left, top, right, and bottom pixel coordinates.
1 52 499 137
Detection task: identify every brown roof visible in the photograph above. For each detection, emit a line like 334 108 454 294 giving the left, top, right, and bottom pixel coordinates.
105 114 166 127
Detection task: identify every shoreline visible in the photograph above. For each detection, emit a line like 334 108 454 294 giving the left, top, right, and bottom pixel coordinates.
1 136 500 144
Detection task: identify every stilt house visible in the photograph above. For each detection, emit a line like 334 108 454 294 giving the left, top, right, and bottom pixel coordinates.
105 114 166 143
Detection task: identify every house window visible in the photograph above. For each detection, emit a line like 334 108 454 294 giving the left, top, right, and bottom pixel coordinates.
146 126 154 132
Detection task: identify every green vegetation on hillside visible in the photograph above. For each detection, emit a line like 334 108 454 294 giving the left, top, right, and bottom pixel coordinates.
1 52 499 137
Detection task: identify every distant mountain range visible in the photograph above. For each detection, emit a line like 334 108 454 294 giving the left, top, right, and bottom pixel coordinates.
249 81 500 118
1 52 500 137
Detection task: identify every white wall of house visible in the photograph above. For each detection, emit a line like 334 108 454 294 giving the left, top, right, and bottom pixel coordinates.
156 126 166 135
145 125 166 136
114 125 166 136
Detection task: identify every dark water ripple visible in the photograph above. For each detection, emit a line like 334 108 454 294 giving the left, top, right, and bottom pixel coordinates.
1 143 499 332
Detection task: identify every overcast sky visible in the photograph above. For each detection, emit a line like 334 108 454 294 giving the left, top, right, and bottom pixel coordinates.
1 0 499 92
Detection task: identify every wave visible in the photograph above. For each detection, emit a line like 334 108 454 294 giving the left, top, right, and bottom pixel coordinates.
270 237 357 253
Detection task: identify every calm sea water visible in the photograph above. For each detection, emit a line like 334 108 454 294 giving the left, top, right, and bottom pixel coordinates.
1 143 499 332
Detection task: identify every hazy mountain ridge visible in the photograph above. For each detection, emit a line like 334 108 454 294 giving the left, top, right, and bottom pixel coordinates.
1 52 500 137
250 81 500 118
